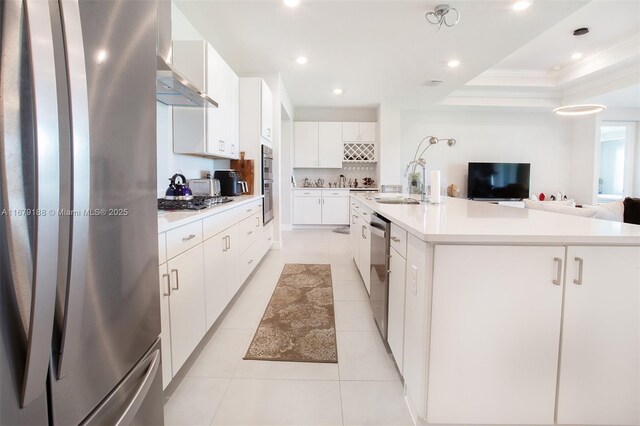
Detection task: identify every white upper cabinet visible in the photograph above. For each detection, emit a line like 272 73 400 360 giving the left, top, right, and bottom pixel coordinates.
260 80 273 143
318 122 343 168
294 122 319 168
342 122 376 142
173 42 239 159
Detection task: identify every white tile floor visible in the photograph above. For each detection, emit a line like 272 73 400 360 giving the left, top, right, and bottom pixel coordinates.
164 229 413 426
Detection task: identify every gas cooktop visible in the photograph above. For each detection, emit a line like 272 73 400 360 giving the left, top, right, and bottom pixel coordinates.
157 195 233 211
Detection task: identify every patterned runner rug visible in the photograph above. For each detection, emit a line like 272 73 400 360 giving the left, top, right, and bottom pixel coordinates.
243 264 338 363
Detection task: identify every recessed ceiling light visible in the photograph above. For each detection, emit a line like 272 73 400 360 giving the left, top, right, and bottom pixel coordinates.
512 1 531 11
283 0 300 7
553 104 606 116
333 88 343 95
552 65 561 71
447 60 460 68
295 56 308 65
571 52 583 60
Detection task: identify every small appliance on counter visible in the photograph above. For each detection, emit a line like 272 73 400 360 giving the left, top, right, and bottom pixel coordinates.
165 173 193 200
188 178 221 197
214 170 248 196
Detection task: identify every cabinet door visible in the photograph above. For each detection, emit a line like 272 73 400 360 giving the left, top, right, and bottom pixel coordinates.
557 246 640 426
203 234 227 330
358 216 371 294
387 247 406 374
225 225 241 298
167 245 206 374
350 209 360 268
207 45 229 157
158 264 172 389
321 196 349 225
293 196 322 224
359 122 376 142
427 245 564 425
260 80 273 142
294 122 319 168
342 122 360 142
228 69 240 159
318 122 343 168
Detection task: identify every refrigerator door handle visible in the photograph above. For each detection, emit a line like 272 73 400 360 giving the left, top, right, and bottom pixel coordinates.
55 0 92 379
114 349 160 426
20 0 62 407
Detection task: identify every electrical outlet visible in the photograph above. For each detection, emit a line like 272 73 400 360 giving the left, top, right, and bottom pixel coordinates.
410 265 418 295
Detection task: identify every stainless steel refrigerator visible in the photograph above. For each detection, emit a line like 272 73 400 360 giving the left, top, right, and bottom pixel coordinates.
1 0 163 424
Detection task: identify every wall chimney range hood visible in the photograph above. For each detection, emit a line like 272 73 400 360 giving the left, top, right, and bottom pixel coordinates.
156 0 218 108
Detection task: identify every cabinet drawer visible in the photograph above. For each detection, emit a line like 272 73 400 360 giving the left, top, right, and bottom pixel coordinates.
322 189 350 197
264 222 274 249
359 206 373 222
240 240 260 284
239 213 262 253
203 206 238 240
239 199 263 220
166 221 203 260
294 190 321 197
158 233 167 265
390 224 407 259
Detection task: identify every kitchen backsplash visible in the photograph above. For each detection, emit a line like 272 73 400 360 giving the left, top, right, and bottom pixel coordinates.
293 165 378 188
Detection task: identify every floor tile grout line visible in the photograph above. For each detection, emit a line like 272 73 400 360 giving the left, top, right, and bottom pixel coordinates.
206 377 233 426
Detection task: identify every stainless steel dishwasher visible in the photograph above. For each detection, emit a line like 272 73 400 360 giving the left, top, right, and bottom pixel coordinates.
369 213 391 339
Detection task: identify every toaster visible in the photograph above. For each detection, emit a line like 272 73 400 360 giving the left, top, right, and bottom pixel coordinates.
188 178 221 196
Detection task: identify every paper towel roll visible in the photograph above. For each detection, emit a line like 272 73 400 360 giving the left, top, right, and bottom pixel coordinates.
430 170 441 204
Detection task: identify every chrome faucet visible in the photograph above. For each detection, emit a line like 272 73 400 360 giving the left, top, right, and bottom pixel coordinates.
404 158 427 202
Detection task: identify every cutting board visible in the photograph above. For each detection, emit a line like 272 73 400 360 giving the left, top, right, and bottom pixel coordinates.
231 152 255 195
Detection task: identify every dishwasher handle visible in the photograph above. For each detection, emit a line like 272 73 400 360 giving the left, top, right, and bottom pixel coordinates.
369 225 386 238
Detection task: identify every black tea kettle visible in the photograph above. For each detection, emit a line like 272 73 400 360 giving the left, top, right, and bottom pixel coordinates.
165 173 193 200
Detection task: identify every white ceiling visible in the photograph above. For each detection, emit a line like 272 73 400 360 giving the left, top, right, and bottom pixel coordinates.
494 0 640 72
175 0 587 108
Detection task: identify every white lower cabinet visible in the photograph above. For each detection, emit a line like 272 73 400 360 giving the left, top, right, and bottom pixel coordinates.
387 246 405 374
203 225 239 330
166 244 207 375
358 214 371 294
293 190 350 225
427 245 564 425
158 199 271 387
350 208 360 267
293 194 322 224
557 246 640 425
158 264 172 389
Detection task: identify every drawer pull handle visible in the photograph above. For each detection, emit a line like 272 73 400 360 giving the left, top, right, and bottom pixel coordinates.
182 234 196 241
391 236 401 243
268 237 272 241
248 259 254 264
247 231 253 235
573 257 584 285
552 257 562 286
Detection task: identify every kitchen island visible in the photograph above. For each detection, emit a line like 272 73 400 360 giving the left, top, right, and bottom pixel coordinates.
349 193 640 426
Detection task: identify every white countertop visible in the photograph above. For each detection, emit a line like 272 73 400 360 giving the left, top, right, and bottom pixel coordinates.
292 187 378 191
352 193 640 245
158 195 263 233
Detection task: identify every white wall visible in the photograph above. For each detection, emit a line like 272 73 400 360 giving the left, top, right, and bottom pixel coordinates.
400 109 573 200
378 103 403 186
294 107 377 122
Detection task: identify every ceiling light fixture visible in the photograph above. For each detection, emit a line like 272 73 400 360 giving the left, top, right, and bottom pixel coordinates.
295 56 308 65
447 59 460 68
512 1 531 11
426 4 460 31
333 88 343 95
570 27 589 61
283 0 300 7
553 104 606 116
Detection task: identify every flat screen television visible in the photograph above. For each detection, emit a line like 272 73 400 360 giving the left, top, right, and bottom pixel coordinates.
467 162 530 200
